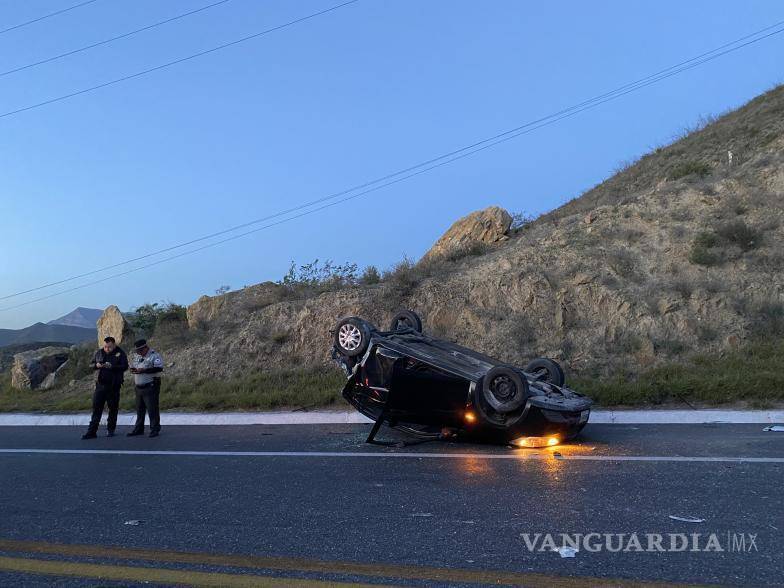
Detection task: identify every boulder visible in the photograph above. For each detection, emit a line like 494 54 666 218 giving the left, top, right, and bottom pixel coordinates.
11 347 70 390
423 206 512 261
187 295 227 329
39 359 70 390
187 282 285 328
97 305 134 346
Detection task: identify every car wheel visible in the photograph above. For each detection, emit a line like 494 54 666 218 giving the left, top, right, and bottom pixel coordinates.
482 366 529 413
523 358 565 387
389 310 423 333
334 317 371 357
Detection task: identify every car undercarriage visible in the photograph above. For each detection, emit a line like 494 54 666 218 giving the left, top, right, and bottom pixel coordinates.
331 310 592 447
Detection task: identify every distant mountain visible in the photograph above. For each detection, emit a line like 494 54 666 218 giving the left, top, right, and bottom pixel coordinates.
48 307 102 329
0 323 96 348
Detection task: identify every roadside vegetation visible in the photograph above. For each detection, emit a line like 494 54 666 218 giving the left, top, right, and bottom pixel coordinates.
0 367 344 412
571 339 784 407
2 339 783 411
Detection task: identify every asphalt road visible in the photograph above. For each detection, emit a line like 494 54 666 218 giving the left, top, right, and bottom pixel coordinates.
0 423 781 587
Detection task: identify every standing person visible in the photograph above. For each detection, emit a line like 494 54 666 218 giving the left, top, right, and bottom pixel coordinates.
127 339 164 438
82 336 128 439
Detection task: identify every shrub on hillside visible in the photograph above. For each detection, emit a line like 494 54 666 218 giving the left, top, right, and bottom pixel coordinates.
441 241 489 262
747 301 784 338
668 160 711 180
129 302 187 336
279 259 359 291
689 221 762 266
715 220 761 251
381 256 424 300
689 232 720 266
510 211 535 230
360 265 381 285
606 248 644 283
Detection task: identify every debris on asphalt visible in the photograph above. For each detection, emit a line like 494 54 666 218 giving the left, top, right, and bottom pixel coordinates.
668 515 705 523
554 546 578 558
763 425 784 432
553 452 563 460
123 520 142 526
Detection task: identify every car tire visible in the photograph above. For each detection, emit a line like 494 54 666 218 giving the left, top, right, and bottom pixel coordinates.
482 366 529 413
389 310 423 333
334 317 371 357
523 358 565 387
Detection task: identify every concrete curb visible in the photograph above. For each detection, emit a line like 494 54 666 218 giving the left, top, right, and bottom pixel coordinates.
590 409 784 424
0 412 372 427
0 409 781 426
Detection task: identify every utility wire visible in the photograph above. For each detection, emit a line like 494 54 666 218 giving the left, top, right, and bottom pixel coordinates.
0 0 232 79
0 0 100 36
0 0 359 120
3 22 784 312
2 18 783 306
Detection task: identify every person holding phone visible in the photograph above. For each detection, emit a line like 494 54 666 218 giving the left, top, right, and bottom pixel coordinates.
127 339 164 438
82 336 128 439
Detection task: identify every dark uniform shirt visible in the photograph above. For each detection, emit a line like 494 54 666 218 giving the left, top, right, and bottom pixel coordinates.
92 347 129 388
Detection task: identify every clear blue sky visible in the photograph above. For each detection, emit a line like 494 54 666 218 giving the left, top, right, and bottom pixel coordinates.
1 0 781 328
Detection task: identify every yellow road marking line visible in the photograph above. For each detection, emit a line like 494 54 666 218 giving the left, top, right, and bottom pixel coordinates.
0 538 707 587
0 555 386 587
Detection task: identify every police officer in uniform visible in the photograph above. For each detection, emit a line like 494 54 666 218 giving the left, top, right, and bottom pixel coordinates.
82 336 128 439
127 339 164 437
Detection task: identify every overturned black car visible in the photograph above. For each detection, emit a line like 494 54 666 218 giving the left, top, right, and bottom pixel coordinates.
331 310 592 447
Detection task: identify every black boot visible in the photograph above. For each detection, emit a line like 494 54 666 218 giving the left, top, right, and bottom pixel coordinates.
81 432 97 440
106 430 115 438
126 429 144 437
148 431 159 438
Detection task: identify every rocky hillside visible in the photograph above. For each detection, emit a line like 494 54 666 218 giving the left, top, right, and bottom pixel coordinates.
155 85 783 385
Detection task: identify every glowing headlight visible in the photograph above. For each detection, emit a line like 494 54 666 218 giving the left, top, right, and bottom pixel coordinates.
512 436 560 448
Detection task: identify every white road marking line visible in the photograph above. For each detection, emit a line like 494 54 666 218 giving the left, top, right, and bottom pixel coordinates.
0 448 782 463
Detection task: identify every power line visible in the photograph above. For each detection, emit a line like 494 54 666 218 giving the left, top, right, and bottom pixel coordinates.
0 0 359 120
2 19 783 307
0 0 100 36
3 23 783 313
0 0 232 79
